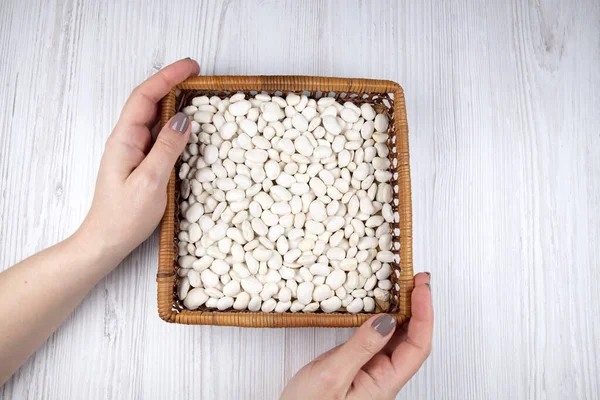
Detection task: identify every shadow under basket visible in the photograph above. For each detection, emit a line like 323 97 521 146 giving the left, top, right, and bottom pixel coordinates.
157 76 413 327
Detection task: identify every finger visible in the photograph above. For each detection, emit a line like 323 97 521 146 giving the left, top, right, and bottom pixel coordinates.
98 124 151 181
414 271 430 286
131 112 190 187
390 272 433 388
323 314 397 388
118 58 200 129
382 322 408 356
312 344 341 364
382 272 430 355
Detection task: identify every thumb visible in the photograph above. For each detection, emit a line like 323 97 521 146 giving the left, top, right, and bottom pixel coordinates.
325 314 397 386
136 112 190 186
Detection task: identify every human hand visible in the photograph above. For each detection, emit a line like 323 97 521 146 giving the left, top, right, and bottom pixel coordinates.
77 58 200 264
281 272 432 400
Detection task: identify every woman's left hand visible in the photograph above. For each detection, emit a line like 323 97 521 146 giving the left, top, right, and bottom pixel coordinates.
0 59 200 384
78 58 199 263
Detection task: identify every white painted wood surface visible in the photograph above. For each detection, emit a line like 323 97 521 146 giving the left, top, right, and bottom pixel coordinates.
1 0 599 398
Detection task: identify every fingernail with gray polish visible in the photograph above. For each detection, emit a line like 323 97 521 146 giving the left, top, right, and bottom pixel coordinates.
372 314 396 336
170 112 189 133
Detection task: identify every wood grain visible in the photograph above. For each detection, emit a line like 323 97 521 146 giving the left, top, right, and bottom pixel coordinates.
0 0 599 399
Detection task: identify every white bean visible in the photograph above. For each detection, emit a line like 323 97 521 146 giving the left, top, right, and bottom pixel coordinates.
233 292 251 310
374 114 389 132
183 288 209 309
320 296 342 313
290 300 305 312
363 297 375 312
241 277 263 294
297 282 314 305
302 302 320 312
261 298 277 312
275 301 292 313
346 298 363 314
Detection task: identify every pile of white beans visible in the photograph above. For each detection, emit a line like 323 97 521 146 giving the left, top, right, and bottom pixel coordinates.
176 91 396 314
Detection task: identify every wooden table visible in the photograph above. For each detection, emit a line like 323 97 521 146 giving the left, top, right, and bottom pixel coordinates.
1 1 598 398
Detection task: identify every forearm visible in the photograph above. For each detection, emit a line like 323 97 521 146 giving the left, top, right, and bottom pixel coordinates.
0 230 123 385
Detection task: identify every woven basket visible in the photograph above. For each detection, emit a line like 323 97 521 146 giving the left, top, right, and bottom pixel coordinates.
157 76 413 327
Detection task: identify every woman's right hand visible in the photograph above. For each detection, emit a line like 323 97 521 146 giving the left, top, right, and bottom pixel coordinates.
281 272 433 400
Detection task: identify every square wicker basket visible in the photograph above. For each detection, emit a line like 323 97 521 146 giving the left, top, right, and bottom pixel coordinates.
157 76 413 327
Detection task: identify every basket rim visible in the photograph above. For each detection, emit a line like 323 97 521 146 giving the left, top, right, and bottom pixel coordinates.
157 75 413 327
176 75 402 93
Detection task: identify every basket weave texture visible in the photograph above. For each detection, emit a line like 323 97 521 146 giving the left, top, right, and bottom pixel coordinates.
157 76 413 327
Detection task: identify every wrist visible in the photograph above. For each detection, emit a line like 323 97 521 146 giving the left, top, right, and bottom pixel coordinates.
68 226 126 277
